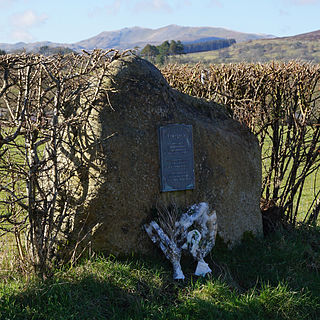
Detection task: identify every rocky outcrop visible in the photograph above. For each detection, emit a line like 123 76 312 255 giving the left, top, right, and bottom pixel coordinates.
62 55 262 255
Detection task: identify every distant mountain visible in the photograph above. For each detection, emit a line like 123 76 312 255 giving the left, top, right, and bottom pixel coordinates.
72 25 275 50
0 41 65 53
0 24 275 53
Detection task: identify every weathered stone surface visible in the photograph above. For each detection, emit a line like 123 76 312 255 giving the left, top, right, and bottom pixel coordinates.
63 55 262 255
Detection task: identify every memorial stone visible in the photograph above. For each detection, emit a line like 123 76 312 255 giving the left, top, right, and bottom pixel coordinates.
60 55 263 255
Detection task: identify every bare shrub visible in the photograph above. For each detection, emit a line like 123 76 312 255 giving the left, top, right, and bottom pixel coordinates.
0 50 130 278
161 61 320 225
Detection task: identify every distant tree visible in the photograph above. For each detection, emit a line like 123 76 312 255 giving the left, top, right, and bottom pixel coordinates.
176 40 184 54
140 44 159 58
0 49 6 55
156 54 165 65
39 46 50 55
158 40 170 56
52 47 75 55
168 40 184 55
38 46 75 56
169 40 178 55
183 39 236 54
141 40 184 65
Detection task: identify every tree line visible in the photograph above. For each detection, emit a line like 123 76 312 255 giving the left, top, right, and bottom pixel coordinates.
140 39 236 64
140 40 184 65
183 38 236 54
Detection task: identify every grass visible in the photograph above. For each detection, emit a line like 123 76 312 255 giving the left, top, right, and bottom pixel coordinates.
0 225 319 319
167 39 320 65
260 129 320 221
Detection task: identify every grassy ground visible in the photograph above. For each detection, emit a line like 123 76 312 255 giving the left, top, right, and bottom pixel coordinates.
260 130 320 221
0 225 319 320
167 39 320 65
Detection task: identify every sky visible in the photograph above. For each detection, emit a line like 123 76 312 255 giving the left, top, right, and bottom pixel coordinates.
0 0 320 44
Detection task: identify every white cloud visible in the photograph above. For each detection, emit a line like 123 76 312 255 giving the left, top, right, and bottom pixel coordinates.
12 10 48 28
11 29 33 42
9 10 48 42
134 0 173 13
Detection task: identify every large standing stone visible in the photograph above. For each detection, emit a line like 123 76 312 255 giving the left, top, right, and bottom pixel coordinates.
63 55 262 255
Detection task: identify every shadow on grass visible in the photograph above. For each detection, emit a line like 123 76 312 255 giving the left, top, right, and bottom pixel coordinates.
0 225 319 320
1 275 140 320
1 274 318 320
209 225 320 295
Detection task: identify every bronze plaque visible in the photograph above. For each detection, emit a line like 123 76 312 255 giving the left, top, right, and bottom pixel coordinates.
159 124 195 192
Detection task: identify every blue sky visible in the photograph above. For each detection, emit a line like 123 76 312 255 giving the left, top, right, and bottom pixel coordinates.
0 0 320 44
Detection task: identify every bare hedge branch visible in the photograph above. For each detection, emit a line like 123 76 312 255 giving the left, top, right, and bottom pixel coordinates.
0 50 130 278
161 61 320 225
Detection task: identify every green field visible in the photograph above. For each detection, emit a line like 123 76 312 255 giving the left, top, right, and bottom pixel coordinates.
0 225 319 319
260 129 320 222
167 39 320 65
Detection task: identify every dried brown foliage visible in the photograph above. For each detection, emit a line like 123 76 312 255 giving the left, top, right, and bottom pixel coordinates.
161 61 320 225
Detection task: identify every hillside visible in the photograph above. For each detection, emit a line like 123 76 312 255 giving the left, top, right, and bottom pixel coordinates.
0 41 65 53
169 30 320 64
286 29 320 41
72 24 274 50
0 24 274 53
